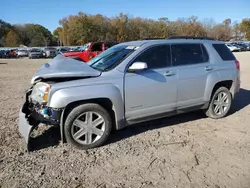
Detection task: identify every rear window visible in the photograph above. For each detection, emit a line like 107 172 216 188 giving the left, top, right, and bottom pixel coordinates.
212 44 236 61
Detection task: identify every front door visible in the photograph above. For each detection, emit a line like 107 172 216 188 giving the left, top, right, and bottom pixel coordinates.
124 45 177 122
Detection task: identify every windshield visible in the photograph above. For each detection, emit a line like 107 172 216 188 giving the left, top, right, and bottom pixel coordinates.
87 45 136 71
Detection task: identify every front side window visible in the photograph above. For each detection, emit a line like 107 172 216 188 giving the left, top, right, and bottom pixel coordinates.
133 45 171 69
171 44 205 66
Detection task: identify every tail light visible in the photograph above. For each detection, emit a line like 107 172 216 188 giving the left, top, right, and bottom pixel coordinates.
235 60 240 70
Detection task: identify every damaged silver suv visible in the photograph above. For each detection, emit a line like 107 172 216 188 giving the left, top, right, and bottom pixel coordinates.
19 37 240 151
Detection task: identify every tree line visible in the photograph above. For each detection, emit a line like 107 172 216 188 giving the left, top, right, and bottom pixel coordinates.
0 20 56 47
1 13 250 47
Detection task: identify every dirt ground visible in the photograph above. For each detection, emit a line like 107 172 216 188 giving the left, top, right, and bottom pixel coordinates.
0 53 249 188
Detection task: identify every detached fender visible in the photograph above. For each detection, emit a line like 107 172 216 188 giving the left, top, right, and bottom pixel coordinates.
48 83 125 129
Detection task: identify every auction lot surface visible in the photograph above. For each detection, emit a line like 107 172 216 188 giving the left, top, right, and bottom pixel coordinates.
0 53 250 188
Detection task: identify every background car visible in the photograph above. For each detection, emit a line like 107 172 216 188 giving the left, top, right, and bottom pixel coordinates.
17 49 29 57
57 47 69 55
237 43 250 51
28 48 43 59
230 43 245 52
0 50 5 58
2 50 10 58
43 47 57 58
225 43 240 52
9 49 17 58
63 41 118 62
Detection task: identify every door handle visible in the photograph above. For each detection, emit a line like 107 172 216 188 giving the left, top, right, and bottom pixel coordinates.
164 71 176 76
205 66 213 71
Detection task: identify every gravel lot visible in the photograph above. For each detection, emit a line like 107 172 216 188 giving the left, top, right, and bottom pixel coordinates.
0 53 250 188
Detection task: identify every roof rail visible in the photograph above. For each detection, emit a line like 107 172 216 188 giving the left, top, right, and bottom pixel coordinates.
143 38 165 40
167 36 215 40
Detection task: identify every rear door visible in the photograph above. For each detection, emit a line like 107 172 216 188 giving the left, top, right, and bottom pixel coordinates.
171 43 211 109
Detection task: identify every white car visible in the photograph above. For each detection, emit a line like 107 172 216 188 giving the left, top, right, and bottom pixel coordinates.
226 44 240 52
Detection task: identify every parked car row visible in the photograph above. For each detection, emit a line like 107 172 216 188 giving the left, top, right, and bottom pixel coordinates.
225 42 250 52
0 47 59 59
1 40 249 61
0 49 18 58
0 41 118 60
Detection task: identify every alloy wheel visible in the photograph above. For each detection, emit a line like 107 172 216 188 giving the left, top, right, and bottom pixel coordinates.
212 92 230 115
71 111 105 145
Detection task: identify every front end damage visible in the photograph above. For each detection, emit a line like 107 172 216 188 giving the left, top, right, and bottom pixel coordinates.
18 55 102 151
19 87 63 151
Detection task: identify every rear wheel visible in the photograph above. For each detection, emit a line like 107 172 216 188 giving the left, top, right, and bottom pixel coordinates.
205 87 232 119
64 103 112 149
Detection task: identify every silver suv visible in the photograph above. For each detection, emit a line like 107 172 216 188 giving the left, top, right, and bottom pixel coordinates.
19 37 240 151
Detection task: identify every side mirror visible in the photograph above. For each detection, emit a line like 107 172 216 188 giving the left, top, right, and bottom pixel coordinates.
128 62 148 72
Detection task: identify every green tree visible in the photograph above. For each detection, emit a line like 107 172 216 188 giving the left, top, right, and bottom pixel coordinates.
53 27 62 37
0 19 13 46
240 19 250 40
5 30 21 47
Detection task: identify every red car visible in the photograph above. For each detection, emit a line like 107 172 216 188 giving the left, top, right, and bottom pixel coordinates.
63 41 118 62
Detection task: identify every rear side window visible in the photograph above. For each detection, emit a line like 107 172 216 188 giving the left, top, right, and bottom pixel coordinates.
171 44 206 66
134 45 171 69
212 44 236 61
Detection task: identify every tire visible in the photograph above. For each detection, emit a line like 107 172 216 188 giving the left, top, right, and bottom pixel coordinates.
64 103 112 149
205 87 232 119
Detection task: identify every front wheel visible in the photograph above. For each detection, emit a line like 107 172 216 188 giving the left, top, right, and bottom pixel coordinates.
64 103 112 149
205 87 232 119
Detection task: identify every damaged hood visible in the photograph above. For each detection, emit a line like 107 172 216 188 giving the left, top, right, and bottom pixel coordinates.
31 55 101 84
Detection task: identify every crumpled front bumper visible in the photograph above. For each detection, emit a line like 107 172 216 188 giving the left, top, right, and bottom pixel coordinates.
18 98 63 151
18 109 35 151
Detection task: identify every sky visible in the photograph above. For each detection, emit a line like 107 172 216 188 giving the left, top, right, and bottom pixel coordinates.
1 0 250 32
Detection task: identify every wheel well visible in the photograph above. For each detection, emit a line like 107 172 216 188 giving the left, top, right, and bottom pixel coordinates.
211 80 233 98
62 98 116 130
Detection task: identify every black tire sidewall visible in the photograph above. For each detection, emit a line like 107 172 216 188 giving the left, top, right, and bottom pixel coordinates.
64 103 112 149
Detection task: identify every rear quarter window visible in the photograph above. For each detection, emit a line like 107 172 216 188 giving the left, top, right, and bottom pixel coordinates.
212 44 236 61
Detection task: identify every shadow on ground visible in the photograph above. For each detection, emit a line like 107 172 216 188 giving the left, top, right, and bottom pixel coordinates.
28 88 250 151
231 88 250 113
29 126 61 151
0 62 8 65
